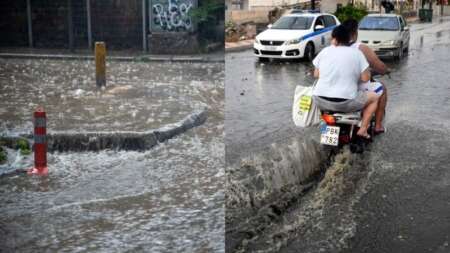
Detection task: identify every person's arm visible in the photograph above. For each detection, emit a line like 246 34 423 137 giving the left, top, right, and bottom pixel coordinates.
314 68 319 78
359 44 387 74
357 50 371 82
312 49 323 79
360 68 371 82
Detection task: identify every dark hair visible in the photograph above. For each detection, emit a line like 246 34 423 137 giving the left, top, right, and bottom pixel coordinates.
342 18 359 36
331 25 350 45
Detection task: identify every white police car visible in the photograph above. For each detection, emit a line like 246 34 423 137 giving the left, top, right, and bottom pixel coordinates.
254 12 340 61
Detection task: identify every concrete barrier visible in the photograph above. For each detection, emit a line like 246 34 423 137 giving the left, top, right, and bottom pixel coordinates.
226 128 330 252
0 108 207 153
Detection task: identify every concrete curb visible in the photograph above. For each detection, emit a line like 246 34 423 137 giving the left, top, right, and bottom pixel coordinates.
0 53 224 63
225 40 254 53
0 108 207 154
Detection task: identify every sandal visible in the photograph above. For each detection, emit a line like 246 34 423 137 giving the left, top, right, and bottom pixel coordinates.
357 133 371 140
374 127 387 135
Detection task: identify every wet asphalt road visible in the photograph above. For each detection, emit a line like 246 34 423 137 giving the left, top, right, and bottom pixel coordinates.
226 17 450 252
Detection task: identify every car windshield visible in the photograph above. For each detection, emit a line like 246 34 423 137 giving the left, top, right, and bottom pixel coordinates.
271 16 314 30
359 16 399 31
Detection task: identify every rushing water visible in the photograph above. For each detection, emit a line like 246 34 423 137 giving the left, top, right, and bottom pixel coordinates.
0 59 225 252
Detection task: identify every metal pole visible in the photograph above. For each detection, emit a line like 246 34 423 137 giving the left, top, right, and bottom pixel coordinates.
26 0 33 47
142 0 147 51
87 0 92 50
68 0 74 50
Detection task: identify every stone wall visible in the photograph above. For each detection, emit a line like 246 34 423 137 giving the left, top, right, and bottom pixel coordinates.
228 9 270 24
148 32 199 54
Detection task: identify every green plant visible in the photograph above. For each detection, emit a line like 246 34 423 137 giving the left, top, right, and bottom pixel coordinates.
0 147 6 164
334 4 368 22
16 138 31 156
190 0 224 46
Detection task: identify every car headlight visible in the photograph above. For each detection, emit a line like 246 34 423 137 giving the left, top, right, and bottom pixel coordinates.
255 39 261 44
382 40 396 46
285 38 302 45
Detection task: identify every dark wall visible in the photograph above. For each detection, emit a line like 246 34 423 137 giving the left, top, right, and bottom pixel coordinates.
32 0 70 48
0 0 142 49
91 0 142 49
0 0 28 47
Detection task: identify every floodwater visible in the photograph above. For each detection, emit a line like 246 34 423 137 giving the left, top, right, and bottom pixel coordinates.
226 17 450 252
0 59 222 133
0 59 225 252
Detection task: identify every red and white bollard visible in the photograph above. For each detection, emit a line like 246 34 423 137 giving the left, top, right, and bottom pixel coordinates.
28 107 48 175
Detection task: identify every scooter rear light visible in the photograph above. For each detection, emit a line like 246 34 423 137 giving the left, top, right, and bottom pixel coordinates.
322 114 336 125
339 135 350 144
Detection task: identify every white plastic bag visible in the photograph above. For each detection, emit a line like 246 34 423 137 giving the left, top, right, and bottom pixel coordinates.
292 85 321 127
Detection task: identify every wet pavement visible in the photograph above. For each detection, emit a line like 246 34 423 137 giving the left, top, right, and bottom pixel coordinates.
0 59 224 252
226 17 450 252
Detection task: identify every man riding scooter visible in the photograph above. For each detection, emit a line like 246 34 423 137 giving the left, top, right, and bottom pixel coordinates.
312 25 380 139
343 18 389 134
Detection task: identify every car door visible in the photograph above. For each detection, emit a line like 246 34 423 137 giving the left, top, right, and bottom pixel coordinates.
399 16 410 48
312 16 326 51
323 15 337 46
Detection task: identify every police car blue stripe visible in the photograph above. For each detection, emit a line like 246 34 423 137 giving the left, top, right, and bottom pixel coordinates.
300 25 337 41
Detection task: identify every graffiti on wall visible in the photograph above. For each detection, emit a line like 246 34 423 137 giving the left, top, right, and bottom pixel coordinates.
150 0 196 32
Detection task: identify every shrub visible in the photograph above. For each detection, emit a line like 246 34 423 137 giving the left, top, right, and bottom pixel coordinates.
190 0 225 46
0 147 6 164
334 4 368 22
16 138 31 156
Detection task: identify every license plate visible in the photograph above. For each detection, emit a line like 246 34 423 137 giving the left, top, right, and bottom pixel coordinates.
264 46 277 51
320 125 340 146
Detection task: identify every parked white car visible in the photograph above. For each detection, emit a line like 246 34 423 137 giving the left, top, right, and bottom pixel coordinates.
253 12 340 61
358 14 410 59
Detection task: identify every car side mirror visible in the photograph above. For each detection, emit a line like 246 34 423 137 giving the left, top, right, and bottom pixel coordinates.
267 24 273 29
315 25 324 31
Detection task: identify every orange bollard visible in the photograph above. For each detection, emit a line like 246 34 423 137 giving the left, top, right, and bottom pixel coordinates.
95 42 106 87
28 106 48 175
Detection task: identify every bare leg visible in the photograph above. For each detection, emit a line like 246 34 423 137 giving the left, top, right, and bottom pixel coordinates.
357 92 379 137
375 84 387 130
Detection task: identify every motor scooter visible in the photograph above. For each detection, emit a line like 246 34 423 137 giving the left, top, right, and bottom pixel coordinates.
318 71 387 153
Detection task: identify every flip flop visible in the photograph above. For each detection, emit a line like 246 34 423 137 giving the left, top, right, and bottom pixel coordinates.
374 127 387 135
357 133 371 140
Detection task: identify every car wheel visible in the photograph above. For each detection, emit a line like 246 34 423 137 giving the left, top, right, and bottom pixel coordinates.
258 57 269 62
395 43 403 60
304 43 315 61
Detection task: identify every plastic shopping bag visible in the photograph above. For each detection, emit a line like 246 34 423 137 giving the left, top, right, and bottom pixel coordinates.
292 85 321 127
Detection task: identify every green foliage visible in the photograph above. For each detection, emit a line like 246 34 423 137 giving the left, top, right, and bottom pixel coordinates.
190 0 223 25
16 138 31 156
334 4 368 22
20 149 32 156
190 0 224 45
0 147 6 164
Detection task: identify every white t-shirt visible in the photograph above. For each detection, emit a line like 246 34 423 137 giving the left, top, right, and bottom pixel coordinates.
350 42 372 90
312 45 369 99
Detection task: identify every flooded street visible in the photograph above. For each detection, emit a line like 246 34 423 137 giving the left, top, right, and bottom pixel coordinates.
0 60 225 252
226 17 450 252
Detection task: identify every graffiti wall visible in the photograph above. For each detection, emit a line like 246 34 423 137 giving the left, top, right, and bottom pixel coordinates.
150 0 197 32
